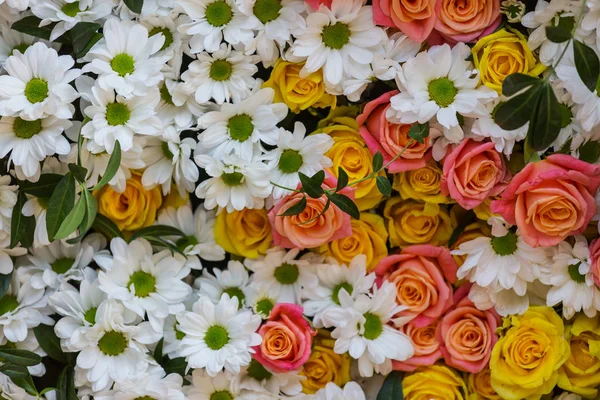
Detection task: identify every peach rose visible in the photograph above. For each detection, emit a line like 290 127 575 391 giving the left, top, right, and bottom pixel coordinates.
393 321 442 371
590 238 600 287
269 175 354 249
375 244 458 327
432 0 501 44
491 155 600 248
253 303 317 372
373 0 438 42
357 91 431 173
437 284 501 373
441 139 509 210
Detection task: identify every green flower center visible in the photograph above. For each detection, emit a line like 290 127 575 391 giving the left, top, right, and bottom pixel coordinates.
84 307 97 324
176 235 199 251
128 271 156 298
205 325 230 350
568 262 586 284
278 149 303 174
205 0 233 27
159 84 174 105
256 298 274 317
210 59 233 82
133 397 156 400
149 27 174 51
428 77 458 108
363 312 383 340
246 358 272 381
0 295 19 316
11 44 29 55
105 102 131 126
24 79 48 104
223 287 245 308
579 141 600 164
13 118 42 139
175 325 186 340
332 282 353 305
322 22 350 50
274 263 299 285
228 114 254 142
98 331 128 356
51 258 74 274
61 1 81 17
210 391 233 400
253 0 282 24
559 103 572 129
110 53 135 77
162 141 174 160
490 231 518 256
221 171 244 186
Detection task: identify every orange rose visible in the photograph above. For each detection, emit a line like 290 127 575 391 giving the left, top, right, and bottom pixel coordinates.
373 0 438 42
433 0 501 43
393 321 442 371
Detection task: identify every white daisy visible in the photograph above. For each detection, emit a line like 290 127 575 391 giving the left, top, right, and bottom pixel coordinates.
176 293 262 376
0 25 55 65
194 154 272 212
429 117 472 161
0 175 17 242
82 19 168 98
245 247 318 304
331 281 414 378
98 238 192 332
0 42 80 120
236 358 304 396
140 14 190 62
315 382 366 400
196 260 251 308
94 368 186 400
0 237 26 277
0 0 30 11
470 102 529 157
186 369 243 399
197 88 288 161
181 44 259 105
21 198 50 248
156 77 205 129
387 43 497 129
246 285 277 319
178 0 256 53
581 0 600 52
291 0 384 86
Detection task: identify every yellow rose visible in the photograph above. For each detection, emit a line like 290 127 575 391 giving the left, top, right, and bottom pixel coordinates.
300 330 351 394
392 161 449 205
95 173 162 232
490 306 570 400
214 208 272 259
558 314 600 398
472 28 546 93
263 59 336 113
317 213 388 272
468 368 501 400
403 365 468 400
384 198 453 247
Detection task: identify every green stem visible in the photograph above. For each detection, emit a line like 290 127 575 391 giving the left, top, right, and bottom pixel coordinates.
270 181 303 194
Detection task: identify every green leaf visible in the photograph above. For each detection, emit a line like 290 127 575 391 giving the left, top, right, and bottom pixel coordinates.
81 189 98 233
162 357 187 377
0 349 42 367
92 214 124 239
12 375 38 396
372 152 384 171
573 40 600 92
129 225 186 241
92 140 121 190
124 0 144 13
53 195 86 240
56 367 77 400
376 176 392 196
328 193 360 219
524 136 541 163
278 196 307 216
299 172 324 199
0 364 29 379
578 140 600 163
10 191 34 249
502 73 541 97
336 167 349 192
528 81 562 151
494 84 543 130
33 324 68 364
11 17 69 44
46 173 76 242
545 26 572 43
0 273 12 299
69 22 102 59
68 164 88 183
376 370 403 400
18 174 63 198
144 237 187 257
408 122 429 144
154 338 164 362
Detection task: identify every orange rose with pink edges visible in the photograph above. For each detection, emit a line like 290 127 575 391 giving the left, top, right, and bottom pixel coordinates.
373 0 438 42
432 0 501 44
253 303 317 372
590 238 600 287
393 321 442 372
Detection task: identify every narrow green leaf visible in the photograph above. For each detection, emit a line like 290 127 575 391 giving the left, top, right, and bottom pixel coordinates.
53 195 86 240
92 141 121 191
46 173 76 242
12 375 38 396
376 370 404 400
573 40 600 92
0 364 29 379
11 17 68 43
154 338 164 362
494 85 543 130
144 237 187 257
33 324 68 364
336 167 349 192
92 214 124 239
407 122 429 144
129 225 186 241
545 26 572 43
524 135 541 163
376 176 392 196
328 193 360 219
278 196 307 216
0 273 12 299
18 174 63 198
10 191 34 249
69 22 102 58
68 164 88 183
299 172 324 199
162 357 187 377
0 349 42 367
56 367 77 400
124 0 144 13
65 190 98 245
502 73 541 97
529 81 562 151
372 152 384 171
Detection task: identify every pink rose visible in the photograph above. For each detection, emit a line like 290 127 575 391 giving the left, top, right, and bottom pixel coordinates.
436 284 500 373
357 91 431 173
441 139 509 210
432 0 501 44
491 155 600 248
269 175 353 249
591 238 600 287
375 244 458 327
253 303 317 372
373 0 438 42
393 321 442 371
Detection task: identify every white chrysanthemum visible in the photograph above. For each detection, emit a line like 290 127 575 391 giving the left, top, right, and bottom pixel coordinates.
581 0 600 52
186 369 243 399
156 77 205 129
331 281 414 378
0 42 80 120
17 233 106 291
196 260 251 308
540 236 600 319
264 122 333 199
176 293 262 376
0 0 30 11
94 368 186 400
428 117 472 161
303 255 376 328
194 154 272 212
246 285 277 319
471 102 529 157
98 238 192 332
197 88 287 161
387 43 497 129
157 204 225 270
236 358 303 396
74 299 161 392
140 14 190 62
291 0 384 86
82 19 168 98
182 44 259 105
0 175 17 242
178 0 256 53
31 0 113 41
0 25 55 64
21 198 50 248
316 382 366 400
245 247 318 304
